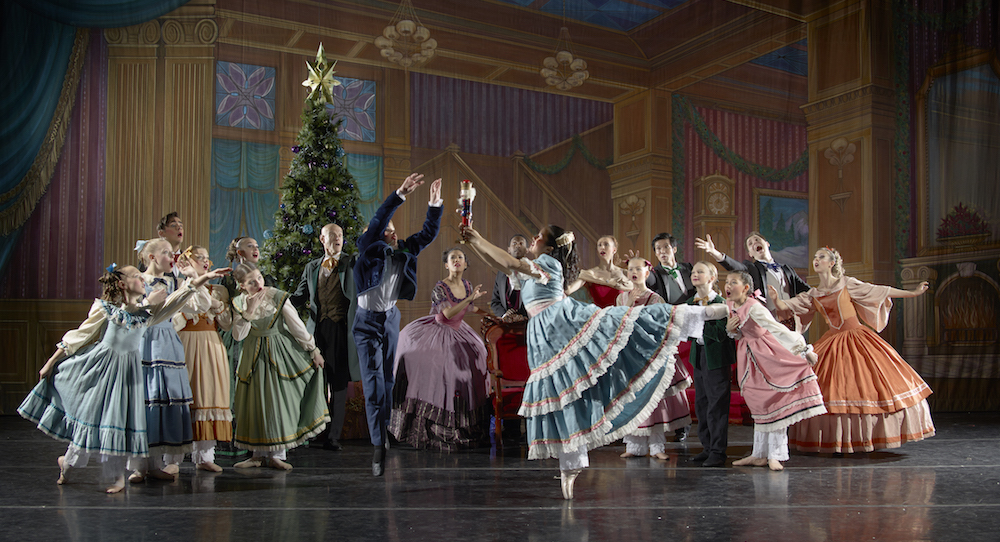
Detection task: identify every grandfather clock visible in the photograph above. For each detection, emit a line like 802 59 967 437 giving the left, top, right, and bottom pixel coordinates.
691 174 736 262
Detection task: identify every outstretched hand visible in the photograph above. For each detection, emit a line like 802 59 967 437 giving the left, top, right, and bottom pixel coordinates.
694 235 722 259
912 281 929 297
146 288 168 306
471 284 486 301
460 224 482 244
428 178 442 203
398 173 426 197
624 249 642 261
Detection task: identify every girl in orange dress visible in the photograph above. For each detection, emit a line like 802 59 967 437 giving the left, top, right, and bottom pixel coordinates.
774 247 934 453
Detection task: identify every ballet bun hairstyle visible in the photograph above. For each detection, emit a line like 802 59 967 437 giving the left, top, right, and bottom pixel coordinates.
226 237 246 263
819 246 844 278
545 225 580 290
99 263 128 305
598 234 621 266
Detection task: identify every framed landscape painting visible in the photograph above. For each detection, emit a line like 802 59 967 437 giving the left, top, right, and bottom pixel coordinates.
753 188 809 270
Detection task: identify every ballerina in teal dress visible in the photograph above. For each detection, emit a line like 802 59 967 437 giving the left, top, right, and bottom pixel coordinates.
463 224 725 499
18 264 228 493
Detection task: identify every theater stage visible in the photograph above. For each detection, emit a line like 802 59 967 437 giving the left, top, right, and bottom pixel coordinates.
1 412 997 541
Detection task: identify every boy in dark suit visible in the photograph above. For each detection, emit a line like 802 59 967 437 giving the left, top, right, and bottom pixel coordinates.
353 173 442 476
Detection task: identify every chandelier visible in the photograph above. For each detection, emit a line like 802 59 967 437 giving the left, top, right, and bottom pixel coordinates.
540 26 589 90
373 0 437 68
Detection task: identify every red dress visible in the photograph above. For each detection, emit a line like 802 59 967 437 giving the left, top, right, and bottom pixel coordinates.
785 277 935 452
585 282 622 308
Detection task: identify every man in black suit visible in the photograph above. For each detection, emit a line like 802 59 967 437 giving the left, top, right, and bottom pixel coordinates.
695 231 810 330
291 223 358 452
490 234 528 320
646 232 694 441
647 232 696 305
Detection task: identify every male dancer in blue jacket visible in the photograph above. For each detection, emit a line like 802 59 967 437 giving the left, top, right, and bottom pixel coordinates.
354 173 442 476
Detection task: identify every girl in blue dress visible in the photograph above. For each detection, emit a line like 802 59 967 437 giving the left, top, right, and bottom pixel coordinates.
463 224 725 499
18 263 228 493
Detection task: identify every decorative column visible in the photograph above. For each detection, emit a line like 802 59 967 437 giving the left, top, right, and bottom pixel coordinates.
160 6 218 251
104 21 161 268
607 89 673 255
802 0 897 289
103 1 216 267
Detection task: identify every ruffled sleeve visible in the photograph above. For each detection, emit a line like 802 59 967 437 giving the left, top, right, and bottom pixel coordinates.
212 285 233 332
508 255 552 288
281 296 317 353
747 302 811 357
57 300 108 355
844 276 893 332
429 281 451 315
231 293 251 341
148 280 199 326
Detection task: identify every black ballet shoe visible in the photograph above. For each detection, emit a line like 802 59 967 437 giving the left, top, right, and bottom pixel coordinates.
372 446 385 477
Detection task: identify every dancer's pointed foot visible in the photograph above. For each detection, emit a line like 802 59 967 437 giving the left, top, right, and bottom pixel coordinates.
733 456 768 467
106 475 126 494
652 452 670 460
56 456 68 485
560 468 583 500
128 470 145 484
161 463 180 476
768 458 784 471
268 457 293 471
196 462 223 472
619 452 637 458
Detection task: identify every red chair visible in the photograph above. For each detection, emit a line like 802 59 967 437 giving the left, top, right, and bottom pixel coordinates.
481 316 531 444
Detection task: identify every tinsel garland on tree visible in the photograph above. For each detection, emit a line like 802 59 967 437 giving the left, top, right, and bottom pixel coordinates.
260 44 365 291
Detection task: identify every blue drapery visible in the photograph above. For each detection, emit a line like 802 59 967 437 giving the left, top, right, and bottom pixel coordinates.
346 153 383 225
209 139 282 267
209 140 384 266
0 0 190 275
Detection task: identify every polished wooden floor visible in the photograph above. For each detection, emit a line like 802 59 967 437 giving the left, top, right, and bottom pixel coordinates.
1 412 998 541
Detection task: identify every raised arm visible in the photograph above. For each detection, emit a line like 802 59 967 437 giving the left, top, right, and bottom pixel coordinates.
462 225 530 275
694 234 726 262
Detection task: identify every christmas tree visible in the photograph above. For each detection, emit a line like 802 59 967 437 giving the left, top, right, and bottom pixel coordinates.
261 44 366 291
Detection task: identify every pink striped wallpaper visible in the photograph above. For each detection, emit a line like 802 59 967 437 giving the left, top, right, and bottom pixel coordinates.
410 72 613 156
682 106 808 261
0 32 107 300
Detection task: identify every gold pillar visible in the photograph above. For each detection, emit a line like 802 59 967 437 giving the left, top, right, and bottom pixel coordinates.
803 0 896 288
103 1 216 268
607 90 673 256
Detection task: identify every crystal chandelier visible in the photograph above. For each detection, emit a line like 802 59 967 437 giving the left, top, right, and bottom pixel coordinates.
373 0 437 68
540 26 589 90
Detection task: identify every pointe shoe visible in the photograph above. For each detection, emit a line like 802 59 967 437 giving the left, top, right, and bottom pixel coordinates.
197 462 223 472
268 457 293 471
619 452 637 458
768 459 784 471
234 457 264 469
128 471 145 484
733 456 767 467
560 468 582 500
161 463 180 476
56 456 68 485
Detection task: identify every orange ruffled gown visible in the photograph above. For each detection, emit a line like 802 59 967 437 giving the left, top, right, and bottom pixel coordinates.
785 277 935 453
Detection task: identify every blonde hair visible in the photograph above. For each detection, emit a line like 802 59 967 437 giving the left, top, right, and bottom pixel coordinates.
137 238 170 265
226 237 245 263
693 260 720 293
818 246 844 278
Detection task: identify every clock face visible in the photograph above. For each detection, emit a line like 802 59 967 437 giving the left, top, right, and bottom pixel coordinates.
708 192 729 215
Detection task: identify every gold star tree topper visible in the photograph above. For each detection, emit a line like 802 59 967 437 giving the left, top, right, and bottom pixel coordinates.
302 43 341 104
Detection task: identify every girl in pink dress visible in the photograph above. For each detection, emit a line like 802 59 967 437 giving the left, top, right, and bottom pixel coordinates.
389 247 490 451
774 247 933 453
617 258 693 459
565 235 631 307
724 271 826 471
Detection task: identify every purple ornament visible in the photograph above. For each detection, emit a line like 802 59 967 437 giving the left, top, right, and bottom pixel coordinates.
318 185 327 192
303 248 312 255
291 145 301 154
276 251 284 259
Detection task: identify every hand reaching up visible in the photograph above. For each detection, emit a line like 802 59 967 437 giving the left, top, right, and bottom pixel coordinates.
694 234 724 260
398 173 426 197
429 178 442 204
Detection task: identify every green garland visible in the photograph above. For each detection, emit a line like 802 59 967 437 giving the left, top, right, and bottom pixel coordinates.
676 96 810 184
892 0 913 286
523 134 613 174
898 0 988 30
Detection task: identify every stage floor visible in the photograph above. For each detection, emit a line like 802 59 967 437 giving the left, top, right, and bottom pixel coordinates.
1 412 998 541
